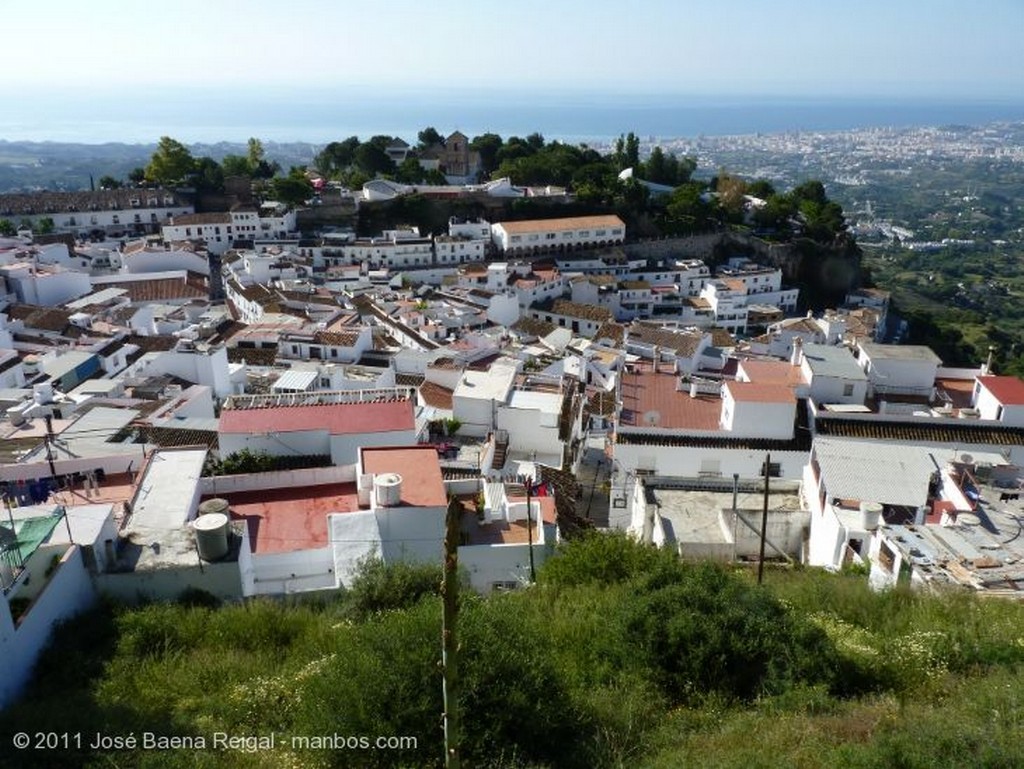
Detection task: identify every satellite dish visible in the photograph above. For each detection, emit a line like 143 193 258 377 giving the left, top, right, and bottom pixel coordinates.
959 453 974 464
642 410 661 426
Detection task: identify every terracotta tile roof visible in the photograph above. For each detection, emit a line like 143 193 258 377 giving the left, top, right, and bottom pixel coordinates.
496 214 624 234
6 303 75 332
708 327 736 348
396 373 426 387
171 212 231 225
549 299 612 323
619 363 722 431
0 188 188 216
511 317 558 338
312 329 362 347
977 376 1024 406
98 272 208 303
227 346 279 366
593 321 626 347
628 323 703 357
419 381 454 410
814 417 1024 446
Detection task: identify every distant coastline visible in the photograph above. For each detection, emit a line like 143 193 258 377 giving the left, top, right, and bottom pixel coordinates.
5 91 1024 146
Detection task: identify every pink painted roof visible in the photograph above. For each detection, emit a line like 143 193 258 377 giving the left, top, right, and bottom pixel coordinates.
213 483 360 554
219 399 414 435
977 375 1024 406
361 446 447 508
724 381 796 403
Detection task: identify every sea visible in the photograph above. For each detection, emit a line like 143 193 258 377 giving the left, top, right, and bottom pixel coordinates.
5 88 1024 146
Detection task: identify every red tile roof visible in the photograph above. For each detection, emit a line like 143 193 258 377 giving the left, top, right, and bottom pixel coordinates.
219 399 414 436
361 446 447 507
977 376 1024 406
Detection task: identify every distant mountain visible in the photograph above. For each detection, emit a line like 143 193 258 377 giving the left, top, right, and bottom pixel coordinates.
0 140 320 192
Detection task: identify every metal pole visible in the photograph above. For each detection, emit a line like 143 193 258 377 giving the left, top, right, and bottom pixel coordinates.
758 453 770 585
441 496 461 769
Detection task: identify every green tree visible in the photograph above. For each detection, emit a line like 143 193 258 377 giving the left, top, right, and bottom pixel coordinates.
127 167 146 185
354 141 395 177
416 126 443 148
97 175 121 190
314 136 360 177
36 217 55 235
145 136 196 186
221 154 252 177
188 156 225 193
624 132 640 169
644 146 669 184
395 157 426 184
0 219 16 236
269 171 314 206
469 132 503 178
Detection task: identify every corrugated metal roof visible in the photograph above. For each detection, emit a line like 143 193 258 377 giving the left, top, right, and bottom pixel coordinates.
272 370 318 392
813 436 938 508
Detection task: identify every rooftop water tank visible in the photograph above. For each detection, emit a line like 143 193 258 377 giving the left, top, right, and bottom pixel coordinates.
860 501 883 531
198 498 229 517
193 512 230 561
374 473 403 508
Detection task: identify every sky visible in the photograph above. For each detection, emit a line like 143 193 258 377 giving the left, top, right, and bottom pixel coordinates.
10 0 1024 99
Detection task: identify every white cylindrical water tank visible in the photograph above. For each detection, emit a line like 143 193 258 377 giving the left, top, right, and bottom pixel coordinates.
194 512 230 561
860 501 883 531
374 473 403 507
33 382 54 405
198 498 229 517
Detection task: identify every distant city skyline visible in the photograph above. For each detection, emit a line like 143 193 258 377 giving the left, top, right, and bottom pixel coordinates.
11 0 1024 98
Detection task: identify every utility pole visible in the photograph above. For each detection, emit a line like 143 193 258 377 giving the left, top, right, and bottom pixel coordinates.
441 496 461 769
757 453 770 586
44 413 73 543
525 476 536 583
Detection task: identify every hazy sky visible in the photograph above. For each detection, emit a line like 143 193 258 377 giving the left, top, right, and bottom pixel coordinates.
10 0 1024 99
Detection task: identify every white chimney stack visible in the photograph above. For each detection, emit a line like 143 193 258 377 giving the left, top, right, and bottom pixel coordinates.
791 336 804 367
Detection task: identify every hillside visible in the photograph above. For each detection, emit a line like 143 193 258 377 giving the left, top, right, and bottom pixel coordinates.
3 536 1024 768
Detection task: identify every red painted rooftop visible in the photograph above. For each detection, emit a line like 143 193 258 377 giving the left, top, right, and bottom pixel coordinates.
619 363 722 431
738 359 807 388
211 482 360 554
977 375 1024 406
361 446 447 508
219 399 414 435
724 381 796 404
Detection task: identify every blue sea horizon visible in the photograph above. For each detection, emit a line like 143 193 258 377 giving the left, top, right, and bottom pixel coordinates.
4 89 1024 146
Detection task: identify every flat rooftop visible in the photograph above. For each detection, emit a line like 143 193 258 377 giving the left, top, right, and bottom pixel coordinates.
210 482 360 554
128 448 208 530
362 446 447 508
219 397 414 436
619 363 721 431
651 482 804 544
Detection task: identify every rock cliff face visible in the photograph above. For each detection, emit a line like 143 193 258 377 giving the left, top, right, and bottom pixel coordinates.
625 231 862 310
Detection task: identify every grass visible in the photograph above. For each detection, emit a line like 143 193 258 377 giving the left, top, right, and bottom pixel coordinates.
3 545 1024 768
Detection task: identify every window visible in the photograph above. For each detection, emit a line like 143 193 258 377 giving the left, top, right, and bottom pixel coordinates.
760 461 782 478
843 383 854 397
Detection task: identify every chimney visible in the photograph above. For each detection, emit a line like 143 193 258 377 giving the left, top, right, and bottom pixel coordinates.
983 346 995 375
790 336 803 367
689 381 699 398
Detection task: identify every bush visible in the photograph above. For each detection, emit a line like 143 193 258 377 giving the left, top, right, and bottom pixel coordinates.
625 561 840 703
345 555 443 620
